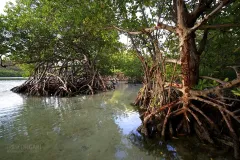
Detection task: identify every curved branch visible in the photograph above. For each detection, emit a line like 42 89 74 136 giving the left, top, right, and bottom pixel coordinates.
112 23 175 35
190 0 231 32
190 0 213 21
200 76 225 84
200 24 240 29
191 96 240 123
191 77 240 97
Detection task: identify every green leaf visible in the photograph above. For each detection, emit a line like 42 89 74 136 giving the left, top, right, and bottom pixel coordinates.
232 88 240 96
224 77 229 82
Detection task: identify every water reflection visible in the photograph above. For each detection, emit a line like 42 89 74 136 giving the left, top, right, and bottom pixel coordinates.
114 111 141 135
0 81 233 160
0 82 155 160
0 80 25 140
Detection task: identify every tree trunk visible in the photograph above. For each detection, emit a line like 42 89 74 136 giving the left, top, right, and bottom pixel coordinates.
176 0 201 89
176 1 201 102
179 33 200 88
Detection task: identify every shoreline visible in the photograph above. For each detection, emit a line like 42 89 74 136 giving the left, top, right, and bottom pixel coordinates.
0 77 28 80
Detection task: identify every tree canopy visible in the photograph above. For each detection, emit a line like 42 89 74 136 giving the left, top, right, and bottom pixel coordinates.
1 0 127 95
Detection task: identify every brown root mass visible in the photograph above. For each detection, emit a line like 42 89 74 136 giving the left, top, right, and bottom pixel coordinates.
135 66 240 159
11 72 112 96
11 59 114 96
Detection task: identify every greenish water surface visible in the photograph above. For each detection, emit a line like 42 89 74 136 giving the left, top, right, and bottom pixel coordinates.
0 80 233 160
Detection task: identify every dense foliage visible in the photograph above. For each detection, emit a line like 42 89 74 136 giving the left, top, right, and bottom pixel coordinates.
101 50 143 80
0 0 144 79
3 0 118 67
0 68 23 77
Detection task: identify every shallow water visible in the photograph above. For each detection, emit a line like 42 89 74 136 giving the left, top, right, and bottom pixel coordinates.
0 80 233 160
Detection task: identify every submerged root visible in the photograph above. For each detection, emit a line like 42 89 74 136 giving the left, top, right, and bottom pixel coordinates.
137 94 240 158
135 68 240 159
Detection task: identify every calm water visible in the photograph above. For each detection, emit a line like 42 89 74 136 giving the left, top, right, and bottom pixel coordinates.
0 80 233 160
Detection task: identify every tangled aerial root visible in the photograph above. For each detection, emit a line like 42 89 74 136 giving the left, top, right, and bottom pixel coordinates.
11 59 114 96
135 66 240 159
11 72 113 96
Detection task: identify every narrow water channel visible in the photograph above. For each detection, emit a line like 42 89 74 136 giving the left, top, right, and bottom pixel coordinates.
0 80 233 160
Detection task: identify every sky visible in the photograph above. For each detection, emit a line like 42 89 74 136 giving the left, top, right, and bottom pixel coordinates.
0 0 15 14
119 34 129 45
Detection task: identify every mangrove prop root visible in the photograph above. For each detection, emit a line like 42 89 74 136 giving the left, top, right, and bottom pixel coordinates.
136 67 240 159
11 60 114 96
